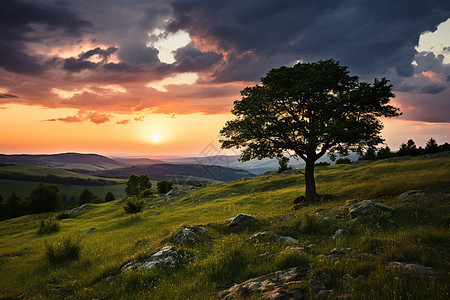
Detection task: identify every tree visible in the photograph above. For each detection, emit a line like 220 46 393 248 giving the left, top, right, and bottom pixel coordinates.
359 147 377 161
29 183 62 214
125 174 152 196
105 192 116 202
377 146 392 160
397 139 418 156
78 188 96 206
220 59 401 201
424 137 439 154
157 180 173 194
277 156 292 173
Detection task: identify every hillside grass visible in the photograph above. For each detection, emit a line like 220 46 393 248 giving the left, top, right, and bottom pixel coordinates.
0 156 449 299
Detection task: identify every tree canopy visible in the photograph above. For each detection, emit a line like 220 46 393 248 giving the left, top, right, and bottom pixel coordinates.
125 174 152 196
220 59 401 201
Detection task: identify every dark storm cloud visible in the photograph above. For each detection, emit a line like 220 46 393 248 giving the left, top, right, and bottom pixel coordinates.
173 44 223 72
420 84 447 94
168 0 450 82
0 93 19 99
0 0 91 75
61 46 118 73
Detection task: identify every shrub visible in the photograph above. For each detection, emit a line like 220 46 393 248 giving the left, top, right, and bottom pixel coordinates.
91 197 104 204
315 161 330 166
29 183 62 214
123 197 145 215
37 217 60 235
139 188 153 199
335 157 352 164
105 192 116 202
44 236 81 264
56 212 70 220
157 180 173 194
277 156 292 173
126 174 152 196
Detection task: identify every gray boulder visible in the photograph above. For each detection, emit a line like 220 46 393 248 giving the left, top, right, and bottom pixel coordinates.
348 200 392 218
249 231 298 244
228 213 258 228
121 246 182 271
333 229 351 239
389 262 439 277
68 203 90 215
169 225 209 245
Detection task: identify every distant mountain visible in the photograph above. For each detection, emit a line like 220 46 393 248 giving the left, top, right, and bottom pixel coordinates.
112 157 165 165
0 153 125 171
95 163 255 183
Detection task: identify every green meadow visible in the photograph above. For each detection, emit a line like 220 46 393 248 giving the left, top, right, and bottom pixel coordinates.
0 156 449 299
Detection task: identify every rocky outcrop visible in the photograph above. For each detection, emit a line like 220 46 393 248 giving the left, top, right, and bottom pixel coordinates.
332 229 351 239
121 246 185 271
68 203 90 215
346 200 392 218
166 225 210 245
216 267 309 299
228 213 258 229
388 262 439 278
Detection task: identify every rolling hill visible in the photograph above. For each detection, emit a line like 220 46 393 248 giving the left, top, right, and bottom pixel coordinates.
0 153 125 171
95 163 255 182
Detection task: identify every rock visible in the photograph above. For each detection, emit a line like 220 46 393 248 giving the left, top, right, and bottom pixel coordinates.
256 252 275 260
84 227 95 235
228 213 258 228
0 251 23 258
330 248 353 255
284 246 305 252
153 211 161 215
357 275 369 281
306 244 317 249
398 190 423 198
345 198 363 206
121 246 184 271
249 231 298 244
68 203 90 215
347 200 392 218
168 225 209 245
332 229 351 239
317 289 334 298
104 275 117 283
308 278 326 294
389 262 439 277
216 267 308 299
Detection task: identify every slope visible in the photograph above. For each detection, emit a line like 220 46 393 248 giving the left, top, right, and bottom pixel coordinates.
0 155 448 299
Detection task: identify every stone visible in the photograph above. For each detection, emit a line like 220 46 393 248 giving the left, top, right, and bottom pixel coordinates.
84 227 95 235
249 231 298 244
68 203 90 215
167 225 209 246
308 279 326 294
306 244 317 249
398 190 423 198
121 246 183 271
347 200 392 218
330 248 352 255
332 229 351 239
389 262 439 277
257 252 275 260
317 289 334 298
153 211 161 215
228 213 258 228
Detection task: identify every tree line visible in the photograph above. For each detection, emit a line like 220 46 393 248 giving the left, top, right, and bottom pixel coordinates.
359 138 449 161
0 172 119 186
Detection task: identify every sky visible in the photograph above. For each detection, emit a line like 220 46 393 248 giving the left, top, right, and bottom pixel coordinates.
0 0 449 157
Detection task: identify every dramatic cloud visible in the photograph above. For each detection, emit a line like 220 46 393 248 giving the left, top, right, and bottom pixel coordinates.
0 0 449 123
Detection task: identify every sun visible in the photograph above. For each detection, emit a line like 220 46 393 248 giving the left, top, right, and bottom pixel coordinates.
152 134 160 142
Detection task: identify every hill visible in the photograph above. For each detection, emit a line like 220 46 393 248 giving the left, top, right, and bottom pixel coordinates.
0 155 448 299
95 163 255 182
0 152 125 171
111 157 165 165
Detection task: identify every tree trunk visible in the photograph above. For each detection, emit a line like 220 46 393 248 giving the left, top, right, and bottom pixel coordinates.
304 158 317 201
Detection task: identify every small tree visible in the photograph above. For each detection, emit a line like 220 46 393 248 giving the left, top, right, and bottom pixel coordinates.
277 156 292 173
220 59 401 201
104 192 116 202
397 139 419 157
377 146 392 160
78 189 96 206
139 188 153 199
335 157 352 164
126 174 152 196
29 184 61 214
424 137 439 154
123 197 145 215
157 180 173 194
359 147 377 161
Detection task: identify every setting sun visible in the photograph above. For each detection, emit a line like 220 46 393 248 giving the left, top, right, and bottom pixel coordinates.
152 134 160 142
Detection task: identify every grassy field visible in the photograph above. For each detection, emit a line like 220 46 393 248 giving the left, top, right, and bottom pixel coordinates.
0 156 449 299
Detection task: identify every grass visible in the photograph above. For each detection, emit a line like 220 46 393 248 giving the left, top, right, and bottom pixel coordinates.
0 156 449 299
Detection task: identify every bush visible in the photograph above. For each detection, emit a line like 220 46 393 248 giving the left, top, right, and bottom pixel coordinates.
123 197 145 215
335 157 352 164
56 212 70 220
44 236 81 264
277 156 292 173
29 183 62 214
37 217 60 235
157 180 173 194
139 188 153 199
315 161 330 166
91 197 104 204
126 174 152 196
105 192 115 202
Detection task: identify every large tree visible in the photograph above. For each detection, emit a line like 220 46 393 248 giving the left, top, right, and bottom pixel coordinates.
220 59 401 201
